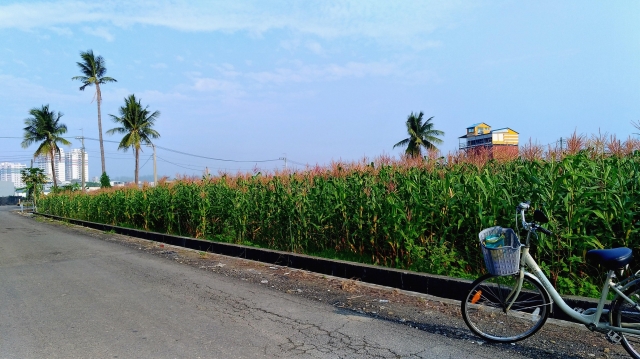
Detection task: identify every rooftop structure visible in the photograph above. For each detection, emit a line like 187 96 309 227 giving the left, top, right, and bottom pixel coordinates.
459 123 519 159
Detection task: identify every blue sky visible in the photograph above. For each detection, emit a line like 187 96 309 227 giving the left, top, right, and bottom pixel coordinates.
1 1 638 180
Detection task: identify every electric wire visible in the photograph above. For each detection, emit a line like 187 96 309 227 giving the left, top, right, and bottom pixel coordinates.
139 155 153 170
156 155 204 171
79 137 280 163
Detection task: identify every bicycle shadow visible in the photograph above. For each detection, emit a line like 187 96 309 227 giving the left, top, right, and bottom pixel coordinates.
333 306 613 359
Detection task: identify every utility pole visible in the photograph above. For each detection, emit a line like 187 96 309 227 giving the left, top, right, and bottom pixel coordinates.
152 143 157 186
81 136 86 192
146 143 158 185
559 137 563 152
280 154 287 170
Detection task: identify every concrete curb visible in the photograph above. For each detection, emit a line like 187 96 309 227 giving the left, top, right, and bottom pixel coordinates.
36 212 600 323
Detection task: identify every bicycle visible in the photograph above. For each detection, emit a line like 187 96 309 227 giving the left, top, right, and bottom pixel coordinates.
461 201 640 358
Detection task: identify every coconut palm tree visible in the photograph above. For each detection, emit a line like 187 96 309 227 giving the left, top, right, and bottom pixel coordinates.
107 94 161 184
393 112 444 158
21 105 72 188
72 49 117 176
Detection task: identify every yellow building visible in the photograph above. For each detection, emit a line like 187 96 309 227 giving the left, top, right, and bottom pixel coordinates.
459 123 519 157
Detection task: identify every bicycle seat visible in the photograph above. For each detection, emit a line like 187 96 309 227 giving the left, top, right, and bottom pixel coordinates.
586 247 633 270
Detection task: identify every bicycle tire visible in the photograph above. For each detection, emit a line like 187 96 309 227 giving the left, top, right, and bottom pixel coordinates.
611 284 640 359
461 273 550 343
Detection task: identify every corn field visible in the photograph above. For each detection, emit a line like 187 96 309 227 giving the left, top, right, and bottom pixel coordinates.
39 135 640 297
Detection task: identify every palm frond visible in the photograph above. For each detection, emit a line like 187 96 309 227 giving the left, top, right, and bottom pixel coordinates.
394 111 444 155
99 76 117 84
393 138 410 149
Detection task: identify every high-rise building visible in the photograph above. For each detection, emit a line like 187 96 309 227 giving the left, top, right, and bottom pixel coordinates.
0 162 27 188
65 149 89 182
34 148 66 184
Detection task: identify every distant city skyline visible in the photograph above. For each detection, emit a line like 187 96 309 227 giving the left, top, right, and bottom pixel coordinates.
1 148 89 188
0 1 638 178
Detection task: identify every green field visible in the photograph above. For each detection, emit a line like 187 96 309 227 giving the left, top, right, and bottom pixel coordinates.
40 145 640 297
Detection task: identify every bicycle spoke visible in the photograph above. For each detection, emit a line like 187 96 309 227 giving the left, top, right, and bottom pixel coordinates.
462 274 549 343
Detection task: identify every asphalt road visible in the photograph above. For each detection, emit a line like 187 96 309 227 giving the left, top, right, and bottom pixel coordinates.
0 206 537 359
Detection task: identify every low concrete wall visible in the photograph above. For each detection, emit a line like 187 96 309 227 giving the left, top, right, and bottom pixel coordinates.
36 212 601 323
0 196 22 206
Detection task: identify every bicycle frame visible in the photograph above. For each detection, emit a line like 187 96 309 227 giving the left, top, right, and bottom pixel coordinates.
517 245 640 336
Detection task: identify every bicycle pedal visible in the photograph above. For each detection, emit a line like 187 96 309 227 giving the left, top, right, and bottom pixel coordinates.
607 330 622 344
573 307 585 314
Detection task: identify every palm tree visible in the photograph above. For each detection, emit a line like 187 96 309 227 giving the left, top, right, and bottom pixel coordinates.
393 112 444 158
72 49 117 176
107 94 161 184
21 105 72 188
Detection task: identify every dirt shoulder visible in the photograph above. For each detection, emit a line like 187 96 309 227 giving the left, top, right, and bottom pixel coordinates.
30 213 629 359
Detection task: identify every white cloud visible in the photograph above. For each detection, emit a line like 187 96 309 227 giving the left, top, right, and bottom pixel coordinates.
0 1 471 48
192 78 242 93
306 41 324 55
245 62 395 84
49 26 73 36
0 74 80 104
279 39 300 51
82 26 114 42
134 90 189 104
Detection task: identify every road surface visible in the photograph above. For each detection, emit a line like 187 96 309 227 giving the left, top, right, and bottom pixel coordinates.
0 206 607 358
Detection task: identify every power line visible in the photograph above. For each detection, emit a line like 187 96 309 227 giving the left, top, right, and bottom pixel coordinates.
155 145 280 163
156 155 204 171
288 160 308 167
79 137 281 163
139 155 153 170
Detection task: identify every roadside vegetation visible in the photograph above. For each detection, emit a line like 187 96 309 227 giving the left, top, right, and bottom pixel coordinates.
39 132 640 297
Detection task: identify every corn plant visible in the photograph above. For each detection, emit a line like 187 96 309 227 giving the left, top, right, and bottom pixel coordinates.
39 141 640 297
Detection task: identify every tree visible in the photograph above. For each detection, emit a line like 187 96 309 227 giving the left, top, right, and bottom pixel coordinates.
21 105 72 188
393 112 444 158
72 49 117 177
100 172 112 188
20 167 47 207
107 94 161 184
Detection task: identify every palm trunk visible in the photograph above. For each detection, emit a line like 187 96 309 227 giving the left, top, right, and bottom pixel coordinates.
96 83 106 175
134 146 139 185
50 149 57 188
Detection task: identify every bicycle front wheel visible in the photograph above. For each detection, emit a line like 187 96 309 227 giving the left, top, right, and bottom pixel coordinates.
461 273 550 343
611 284 640 359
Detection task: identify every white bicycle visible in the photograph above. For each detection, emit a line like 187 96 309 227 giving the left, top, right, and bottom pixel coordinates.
461 202 640 358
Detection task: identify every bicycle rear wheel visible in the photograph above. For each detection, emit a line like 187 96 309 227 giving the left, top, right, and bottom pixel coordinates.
611 284 640 359
462 273 550 342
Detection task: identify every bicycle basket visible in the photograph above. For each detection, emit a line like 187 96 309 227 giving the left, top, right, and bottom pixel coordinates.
479 226 521 276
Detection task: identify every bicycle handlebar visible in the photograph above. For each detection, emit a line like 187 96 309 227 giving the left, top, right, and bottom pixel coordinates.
536 225 552 236
517 201 553 236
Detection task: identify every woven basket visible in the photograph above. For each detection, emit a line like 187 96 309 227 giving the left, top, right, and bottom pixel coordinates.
479 226 521 276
